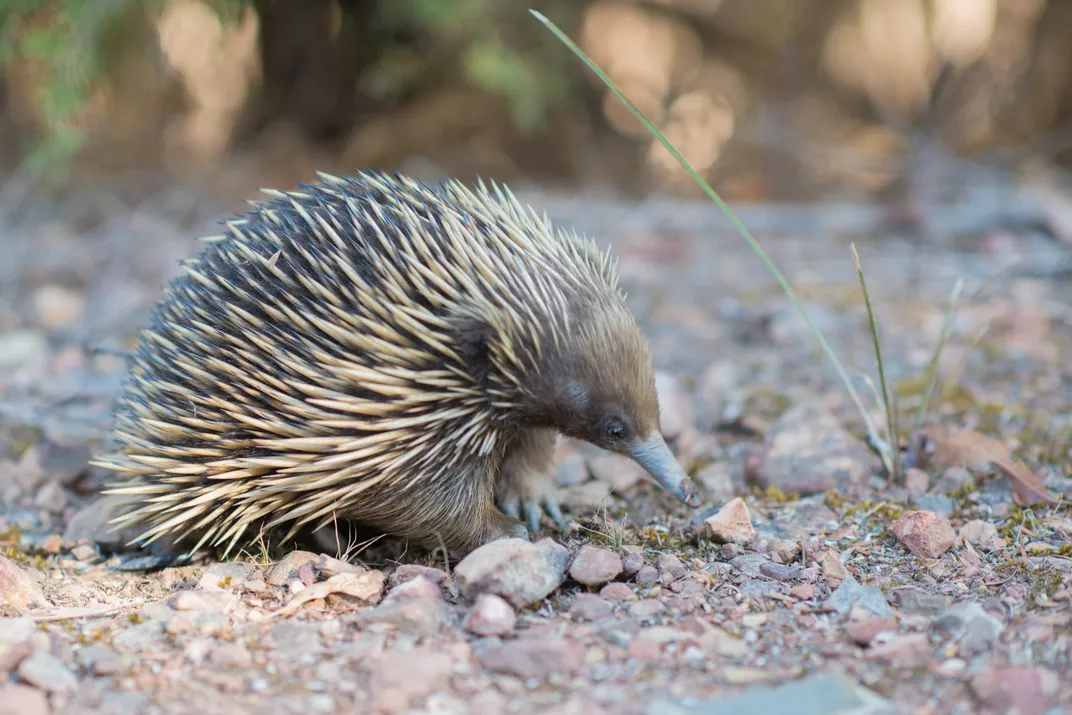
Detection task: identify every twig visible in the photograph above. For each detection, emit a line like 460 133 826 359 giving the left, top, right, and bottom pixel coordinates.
30 598 145 622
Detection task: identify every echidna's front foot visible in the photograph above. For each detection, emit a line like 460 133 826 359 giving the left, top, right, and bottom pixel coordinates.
498 477 567 534
496 428 566 534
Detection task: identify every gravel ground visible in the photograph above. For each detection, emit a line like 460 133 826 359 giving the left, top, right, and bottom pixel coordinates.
1 174 1070 715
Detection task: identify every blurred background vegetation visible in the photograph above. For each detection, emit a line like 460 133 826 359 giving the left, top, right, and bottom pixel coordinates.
3 0 1072 204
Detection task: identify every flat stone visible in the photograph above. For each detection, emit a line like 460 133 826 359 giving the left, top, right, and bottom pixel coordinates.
647 671 893 714
890 587 952 615
0 616 35 676
866 633 931 669
599 583 636 602
759 562 801 582
889 511 955 559
0 555 47 614
824 579 894 618
569 545 623 587
110 621 165 653
454 538 570 609
570 593 613 621
477 638 585 681
932 602 1004 655
910 494 953 517
17 650 78 694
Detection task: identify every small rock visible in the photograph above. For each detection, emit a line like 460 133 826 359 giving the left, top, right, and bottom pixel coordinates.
824 579 894 618
866 633 931 668
959 520 1005 551
17 651 78 694
266 550 319 586
620 552 644 576
969 666 1059 715
463 594 516 636
635 565 659 586
570 594 613 621
477 639 585 681
719 543 741 560
384 575 442 603
69 545 96 562
110 621 166 653
647 671 893 715
569 545 622 586
788 584 814 600
655 554 686 580
889 511 956 559
904 468 930 495
454 538 570 608
197 562 256 591
768 538 801 564
587 454 645 493
819 549 851 584
387 564 447 588
932 601 1004 655
34 439 91 486
891 587 952 615
0 684 49 715
599 582 636 601
750 400 879 495
699 497 756 545
846 617 897 646
314 554 366 579
0 556 47 614
759 562 801 582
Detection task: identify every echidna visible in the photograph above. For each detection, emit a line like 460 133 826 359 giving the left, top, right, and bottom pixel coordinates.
92 170 701 558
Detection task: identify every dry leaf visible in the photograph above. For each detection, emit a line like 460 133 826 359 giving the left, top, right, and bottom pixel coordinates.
271 570 385 618
994 458 1058 507
921 424 1057 505
921 425 1011 468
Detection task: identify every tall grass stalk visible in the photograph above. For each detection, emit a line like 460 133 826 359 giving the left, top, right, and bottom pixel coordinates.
530 9 886 453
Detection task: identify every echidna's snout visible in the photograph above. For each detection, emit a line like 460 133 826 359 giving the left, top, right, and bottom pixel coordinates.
627 432 702 508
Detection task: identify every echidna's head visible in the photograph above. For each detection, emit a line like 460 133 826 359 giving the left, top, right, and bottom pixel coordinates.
470 289 701 508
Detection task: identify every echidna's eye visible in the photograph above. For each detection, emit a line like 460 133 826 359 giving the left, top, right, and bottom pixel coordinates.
602 418 628 441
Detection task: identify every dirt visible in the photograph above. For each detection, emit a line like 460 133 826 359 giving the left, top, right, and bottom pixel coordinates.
0 171 1070 715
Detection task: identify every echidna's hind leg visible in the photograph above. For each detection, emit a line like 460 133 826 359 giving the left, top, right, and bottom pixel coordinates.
496 428 567 533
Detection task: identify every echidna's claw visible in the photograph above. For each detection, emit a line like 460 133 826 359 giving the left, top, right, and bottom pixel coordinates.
497 477 568 534
501 498 522 521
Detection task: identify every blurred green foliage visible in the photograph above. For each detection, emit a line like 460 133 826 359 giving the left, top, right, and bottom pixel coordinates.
0 0 579 177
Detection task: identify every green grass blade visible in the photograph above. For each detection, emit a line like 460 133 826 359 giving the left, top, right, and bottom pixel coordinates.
851 243 899 481
530 9 885 450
